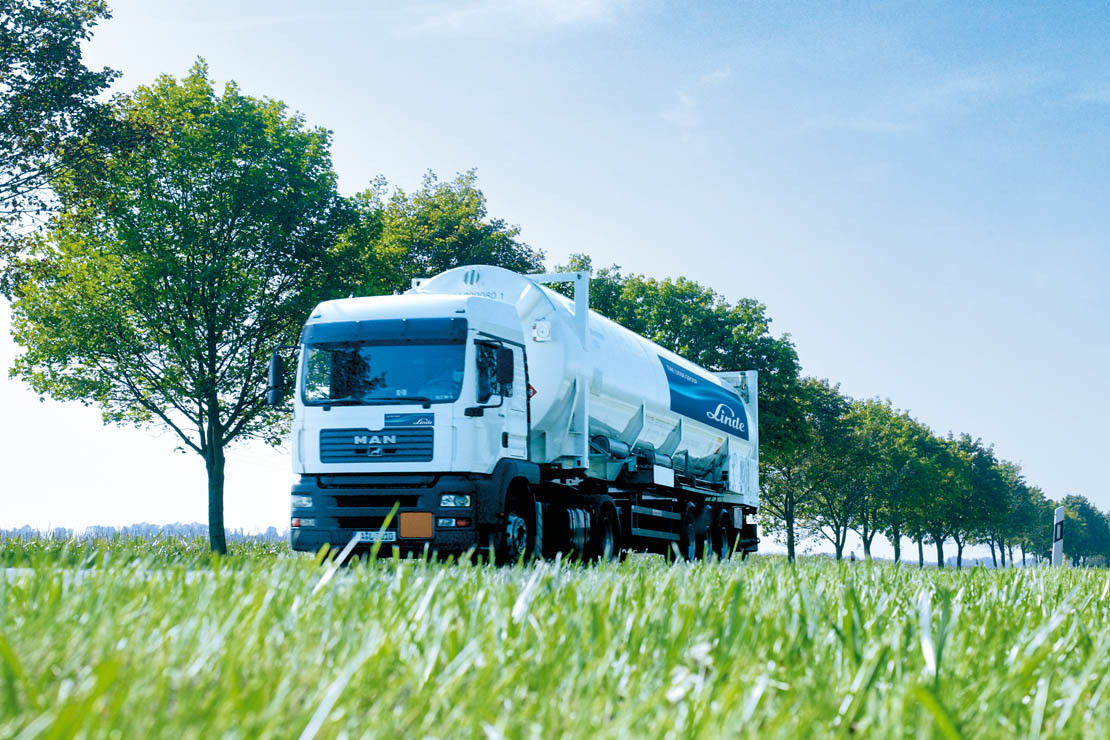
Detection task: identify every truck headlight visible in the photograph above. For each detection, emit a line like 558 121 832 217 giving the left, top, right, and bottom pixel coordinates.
439 494 471 508
291 517 316 528
291 495 313 509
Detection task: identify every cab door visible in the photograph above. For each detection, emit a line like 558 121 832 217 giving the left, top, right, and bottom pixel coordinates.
472 340 528 469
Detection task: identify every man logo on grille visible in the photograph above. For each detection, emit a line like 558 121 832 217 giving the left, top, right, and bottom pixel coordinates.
463 269 481 285
354 434 396 445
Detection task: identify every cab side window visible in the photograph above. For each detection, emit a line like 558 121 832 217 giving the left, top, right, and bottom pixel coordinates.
476 342 513 403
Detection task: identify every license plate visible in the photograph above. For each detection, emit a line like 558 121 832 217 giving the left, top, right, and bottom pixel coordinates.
355 530 397 543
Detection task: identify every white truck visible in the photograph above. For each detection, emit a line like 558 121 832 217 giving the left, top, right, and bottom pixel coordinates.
267 265 759 561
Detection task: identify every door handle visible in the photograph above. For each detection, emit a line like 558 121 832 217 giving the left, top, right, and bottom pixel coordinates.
502 432 509 448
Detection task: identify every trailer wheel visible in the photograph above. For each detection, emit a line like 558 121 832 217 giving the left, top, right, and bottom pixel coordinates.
679 508 698 562
696 504 715 559
712 511 731 561
590 503 620 562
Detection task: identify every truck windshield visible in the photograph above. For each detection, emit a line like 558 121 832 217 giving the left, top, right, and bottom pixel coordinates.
302 342 466 405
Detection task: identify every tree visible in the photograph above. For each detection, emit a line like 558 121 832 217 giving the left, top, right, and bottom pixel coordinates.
1060 495 1110 566
0 0 120 271
875 411 935 565
763 378 849 561
802 381 861 560
847 399 900 561
7 63 358 552
948 435 1006 569
988 460 1027 567
914 433 966 568
1013 486 1052 564
354 170 545 294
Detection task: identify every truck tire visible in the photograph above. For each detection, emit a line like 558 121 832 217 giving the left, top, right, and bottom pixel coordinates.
500 485 536 565
590 501 620 561
697 504 715 559
679 506 698 562
712 510 731 561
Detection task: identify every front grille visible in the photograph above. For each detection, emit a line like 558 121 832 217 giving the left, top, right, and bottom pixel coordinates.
333 494 420 508
320 427 433 463
336 516 394 530
317 474 438 489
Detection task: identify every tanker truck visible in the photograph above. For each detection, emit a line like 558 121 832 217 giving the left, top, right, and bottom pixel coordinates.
266 265 759 561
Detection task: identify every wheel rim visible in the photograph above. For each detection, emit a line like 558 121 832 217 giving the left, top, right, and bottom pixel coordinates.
504 512 529 562
717 520 730 560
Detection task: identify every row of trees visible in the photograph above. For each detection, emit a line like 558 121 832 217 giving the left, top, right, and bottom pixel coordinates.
2 1 1106 561
762 381 1055 566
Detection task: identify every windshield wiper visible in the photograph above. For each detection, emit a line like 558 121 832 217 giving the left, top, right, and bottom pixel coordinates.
363 397 434 408
306 397 362 408
309 396 436 409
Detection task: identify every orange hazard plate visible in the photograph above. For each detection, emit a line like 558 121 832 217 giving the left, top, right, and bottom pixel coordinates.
399 512 434 539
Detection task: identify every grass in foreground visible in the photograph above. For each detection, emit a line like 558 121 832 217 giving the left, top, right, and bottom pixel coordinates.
1 541 1109 739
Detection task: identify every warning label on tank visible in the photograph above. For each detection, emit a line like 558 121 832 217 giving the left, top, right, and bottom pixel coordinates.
658 357 749 440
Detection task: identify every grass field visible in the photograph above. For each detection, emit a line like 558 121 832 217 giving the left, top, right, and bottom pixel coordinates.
2 540 1109 739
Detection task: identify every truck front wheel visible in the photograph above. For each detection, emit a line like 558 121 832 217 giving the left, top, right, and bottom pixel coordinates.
499 485 538 564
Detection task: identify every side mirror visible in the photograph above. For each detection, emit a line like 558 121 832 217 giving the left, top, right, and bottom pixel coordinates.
496 347 514 386
266 351 284 407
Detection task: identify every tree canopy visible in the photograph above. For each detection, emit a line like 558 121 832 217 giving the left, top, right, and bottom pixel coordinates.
8 62 359 552
0 0 122 271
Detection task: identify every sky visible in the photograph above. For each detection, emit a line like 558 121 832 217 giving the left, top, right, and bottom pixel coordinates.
3 1 1108 560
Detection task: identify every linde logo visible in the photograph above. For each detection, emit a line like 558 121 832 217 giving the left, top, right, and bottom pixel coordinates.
412 417 433 425
706 404 746 433
353 434 397 445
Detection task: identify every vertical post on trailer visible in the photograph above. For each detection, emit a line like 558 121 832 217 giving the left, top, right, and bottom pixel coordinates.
1051 505 1065 567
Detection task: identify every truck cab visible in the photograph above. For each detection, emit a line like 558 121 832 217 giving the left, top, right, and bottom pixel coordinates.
285 293 537 556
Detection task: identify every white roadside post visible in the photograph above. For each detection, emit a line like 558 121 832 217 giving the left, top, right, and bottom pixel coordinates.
1052 505 1065 567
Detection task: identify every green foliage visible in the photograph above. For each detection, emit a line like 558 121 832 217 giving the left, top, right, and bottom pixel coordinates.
762 378 849 560
1060 494 1110 566
4 549 1110 737
347 170 545 295
0 0 120 261
7 62 358 552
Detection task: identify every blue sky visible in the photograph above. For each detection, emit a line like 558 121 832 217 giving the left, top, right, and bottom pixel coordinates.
2 1 1108 556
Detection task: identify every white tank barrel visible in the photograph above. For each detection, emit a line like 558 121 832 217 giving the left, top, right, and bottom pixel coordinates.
411 265 758 505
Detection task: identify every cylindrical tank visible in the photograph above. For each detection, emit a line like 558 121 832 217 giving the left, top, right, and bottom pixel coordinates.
411 265 757 493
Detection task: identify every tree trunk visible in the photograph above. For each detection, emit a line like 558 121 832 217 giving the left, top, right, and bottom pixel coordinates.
956 541 964 569
834 540 844 560
786 520 796 563
205 444 227 554
917 537 925 568
862 533 874 561
998 540 1005 568
1021 545 1026 567
1007 544 1014 566
988 541 997 568
891 529 901 564
935 539 945 569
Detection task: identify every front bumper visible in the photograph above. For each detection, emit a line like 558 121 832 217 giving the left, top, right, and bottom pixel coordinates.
288 473 491 555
